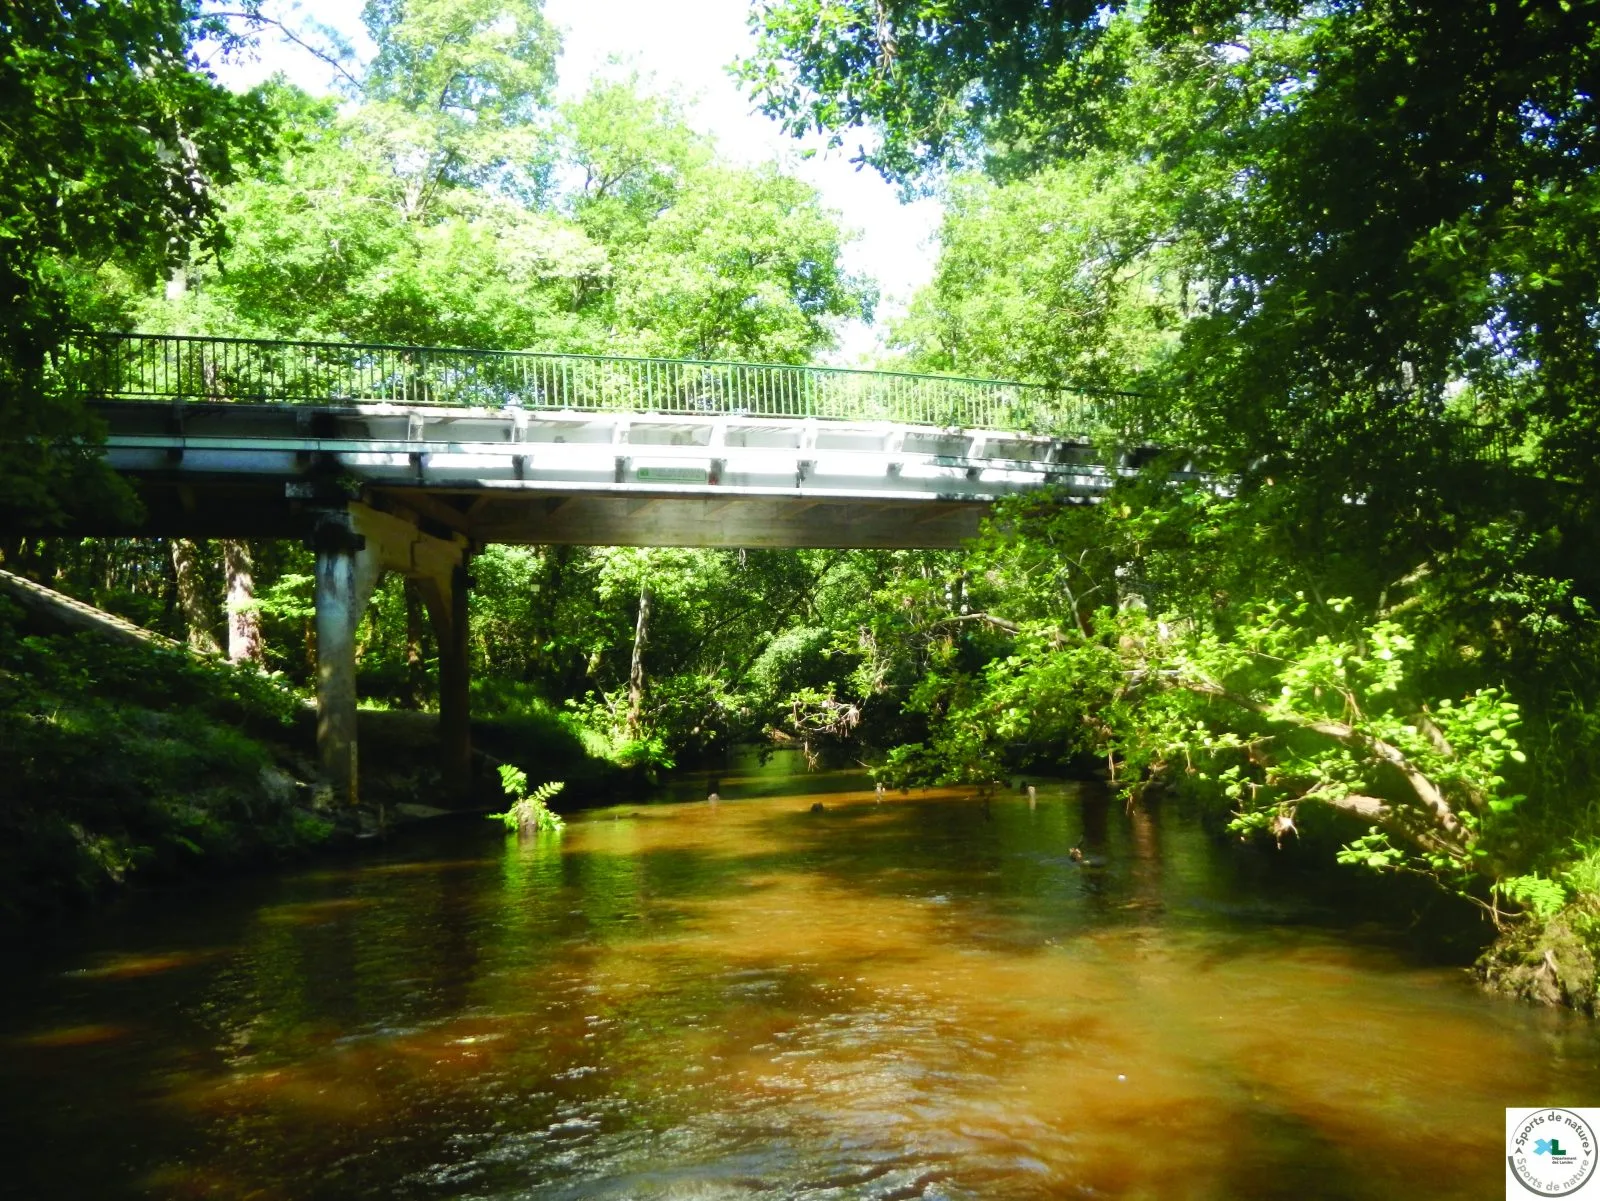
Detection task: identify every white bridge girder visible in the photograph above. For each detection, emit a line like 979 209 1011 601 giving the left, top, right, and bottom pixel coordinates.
93 402 1163 548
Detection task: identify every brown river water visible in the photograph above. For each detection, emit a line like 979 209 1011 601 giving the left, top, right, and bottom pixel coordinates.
2 758 1598 1199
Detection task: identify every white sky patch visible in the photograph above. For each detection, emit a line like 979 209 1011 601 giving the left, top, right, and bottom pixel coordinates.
210 0 940 363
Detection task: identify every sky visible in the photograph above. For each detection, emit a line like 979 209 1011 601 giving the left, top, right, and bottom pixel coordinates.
216 0 943 362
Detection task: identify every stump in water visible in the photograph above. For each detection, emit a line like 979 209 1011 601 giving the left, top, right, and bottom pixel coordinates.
1478 905 1599 1015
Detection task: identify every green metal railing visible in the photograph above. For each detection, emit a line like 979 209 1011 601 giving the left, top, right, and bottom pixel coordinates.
59 331 1119 435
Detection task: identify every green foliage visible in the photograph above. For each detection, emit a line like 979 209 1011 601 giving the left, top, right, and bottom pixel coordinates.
740 0 1600 966
739 0 1124 180
1563 845 1600 904
0 602 326 917
892 158 1195 391
1 0 273 527
613 165 875 362
488 765 564 833
470 677 616 779
1500 874 1569 921
798 483 1600 930
132 11 870 363
562 74 710 246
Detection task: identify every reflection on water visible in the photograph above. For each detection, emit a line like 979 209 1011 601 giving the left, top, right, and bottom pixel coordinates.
3 765 1597 1200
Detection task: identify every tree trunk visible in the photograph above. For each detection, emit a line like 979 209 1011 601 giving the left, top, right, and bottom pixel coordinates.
169 538 220 655
626 578 651 739
221 539 265 665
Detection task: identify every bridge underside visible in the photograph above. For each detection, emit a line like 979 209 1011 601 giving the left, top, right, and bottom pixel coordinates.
111 479 995 549
85 400 1121 550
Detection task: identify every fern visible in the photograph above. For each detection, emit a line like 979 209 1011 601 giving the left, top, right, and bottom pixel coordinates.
488 765 566 833
1500 873 1568 919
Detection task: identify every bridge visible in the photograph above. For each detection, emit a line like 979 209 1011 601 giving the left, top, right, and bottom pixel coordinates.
59 331 1151 806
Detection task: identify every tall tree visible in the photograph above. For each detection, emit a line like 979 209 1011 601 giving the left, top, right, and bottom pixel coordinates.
745 1 1600 484
562 75 709 246
169 538 220 655
358 0 560 215
0 0 272 527
615 165 875 362
625 577 650 740
221 539 265 665
744 0 1600 967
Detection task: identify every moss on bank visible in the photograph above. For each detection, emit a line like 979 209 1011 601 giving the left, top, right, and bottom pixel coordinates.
1479 901 1600 1016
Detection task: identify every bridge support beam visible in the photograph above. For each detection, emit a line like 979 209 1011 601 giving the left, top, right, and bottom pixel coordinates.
415 556 473 804
313 516 381 807
312 503 470 806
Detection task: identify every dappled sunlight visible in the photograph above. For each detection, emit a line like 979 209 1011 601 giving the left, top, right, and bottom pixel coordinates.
66 949 222 981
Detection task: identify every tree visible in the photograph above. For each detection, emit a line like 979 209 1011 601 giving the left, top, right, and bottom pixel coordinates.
615 165 875 362
745 0 1600 988
738 0 1124 180
359 0 560 212
143 81 612 348
892 156 1197 390
0 0 272 526
170 538 221 655
562 74 709 247
746 1 1600 485
222 539 265 665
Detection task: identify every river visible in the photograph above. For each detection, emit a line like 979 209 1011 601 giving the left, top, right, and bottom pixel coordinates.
3 758 1597 1199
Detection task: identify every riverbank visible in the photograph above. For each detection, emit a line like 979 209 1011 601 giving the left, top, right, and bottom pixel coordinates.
5 590 1596 1018
0 600 622 922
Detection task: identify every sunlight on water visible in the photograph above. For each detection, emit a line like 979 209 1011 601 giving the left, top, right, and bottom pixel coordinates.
2 772 1597 1199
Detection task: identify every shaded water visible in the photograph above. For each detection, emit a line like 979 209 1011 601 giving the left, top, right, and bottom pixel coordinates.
3 760 1598 1199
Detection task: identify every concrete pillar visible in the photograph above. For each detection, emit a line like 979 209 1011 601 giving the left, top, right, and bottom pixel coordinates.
314 524 364 806
420 555 473 803
313 501 467 807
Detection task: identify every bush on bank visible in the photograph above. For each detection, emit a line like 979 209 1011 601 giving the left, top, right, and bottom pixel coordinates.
0 600 331 920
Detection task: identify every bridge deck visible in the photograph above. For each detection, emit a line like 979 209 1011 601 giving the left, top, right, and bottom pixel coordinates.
64 332 1157 548
92 401 1127 548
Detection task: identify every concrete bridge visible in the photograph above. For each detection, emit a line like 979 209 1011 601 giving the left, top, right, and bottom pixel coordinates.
61 331 1151 805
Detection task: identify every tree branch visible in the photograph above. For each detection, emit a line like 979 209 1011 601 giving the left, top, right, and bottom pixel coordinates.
208 11 364 91
933 612 1019 634
1178 678 1473 857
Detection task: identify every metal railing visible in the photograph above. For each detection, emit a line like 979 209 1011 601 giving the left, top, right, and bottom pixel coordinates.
57 331 1125 436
